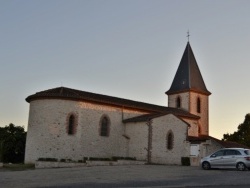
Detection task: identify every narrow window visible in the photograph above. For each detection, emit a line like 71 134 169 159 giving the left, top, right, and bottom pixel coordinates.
198 125 201 135
197 97 201 113
166 131 174 150
100 116 110 137
176 97 181 108
68 115 75 135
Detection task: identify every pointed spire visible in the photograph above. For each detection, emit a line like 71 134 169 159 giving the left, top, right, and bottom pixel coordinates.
166 42 211 95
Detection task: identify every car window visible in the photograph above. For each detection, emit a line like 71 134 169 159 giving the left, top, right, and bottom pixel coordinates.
235 150 241 155
224 150 234 156
244 150 250 155
224 150 241 156
211 150 224 157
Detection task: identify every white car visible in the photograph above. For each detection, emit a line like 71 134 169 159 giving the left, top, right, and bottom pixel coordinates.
201 148 250 171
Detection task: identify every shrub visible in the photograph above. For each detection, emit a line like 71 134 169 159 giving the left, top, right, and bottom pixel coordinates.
125 157 136 161
83 157 88 163
111 156 123 161
37 158 58 162
46 158 58 162
37 158 46 161
112 156 136 161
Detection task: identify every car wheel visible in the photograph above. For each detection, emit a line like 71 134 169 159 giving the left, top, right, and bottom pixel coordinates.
202 161 211 170
236 162 246 171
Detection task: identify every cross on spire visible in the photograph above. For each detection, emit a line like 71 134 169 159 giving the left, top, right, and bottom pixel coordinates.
187 30 190 41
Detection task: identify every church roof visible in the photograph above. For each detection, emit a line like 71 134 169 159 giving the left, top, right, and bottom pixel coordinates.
26 87 199 120
122 112 192 123
166 42 211 95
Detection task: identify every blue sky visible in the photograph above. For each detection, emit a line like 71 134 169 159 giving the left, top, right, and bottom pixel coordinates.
1 0 249 139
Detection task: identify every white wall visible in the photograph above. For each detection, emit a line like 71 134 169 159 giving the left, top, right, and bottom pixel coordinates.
125 122 148 161
189 92 209 135
168 92 190 111
151 114 189 165
125 114 190 165
25 99 147 163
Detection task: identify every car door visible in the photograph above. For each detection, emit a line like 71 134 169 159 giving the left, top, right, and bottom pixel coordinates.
209 150 225 167
223 150 237 167
223 150 236 168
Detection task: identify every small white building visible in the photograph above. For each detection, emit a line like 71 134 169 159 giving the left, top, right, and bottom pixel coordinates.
25 42 236 165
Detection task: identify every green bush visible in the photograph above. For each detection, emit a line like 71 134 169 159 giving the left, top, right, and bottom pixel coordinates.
125 157 136 161
111 156 122 161
0 124 27 163
181 157 190 166
83 157 88 163
37 157 58 162
37 158 45 161
112 156 136 161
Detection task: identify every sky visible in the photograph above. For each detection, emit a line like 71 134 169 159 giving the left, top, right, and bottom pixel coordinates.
0 0 250 139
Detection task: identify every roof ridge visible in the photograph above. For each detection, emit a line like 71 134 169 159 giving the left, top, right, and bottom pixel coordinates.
26 86 199 120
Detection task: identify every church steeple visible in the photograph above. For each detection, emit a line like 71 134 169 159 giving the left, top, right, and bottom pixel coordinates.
166 42 211 136
166 42 211 96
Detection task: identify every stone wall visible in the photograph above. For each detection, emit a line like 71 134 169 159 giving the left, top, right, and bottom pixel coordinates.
125 122 148 161
189 92 209 136
125 114 190 165
25 98 195 165
25 99 147 163
182 118 199 137
168 92 189 111
151 114 189 165
168 91 209 136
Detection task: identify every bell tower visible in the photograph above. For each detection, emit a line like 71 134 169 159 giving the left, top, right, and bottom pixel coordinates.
166 42 211 136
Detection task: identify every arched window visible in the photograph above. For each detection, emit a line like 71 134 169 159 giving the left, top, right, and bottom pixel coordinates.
166 131 174 150
197 97 201 113
176 97 181 108
68 115 75 135
67 113 78 135
100 116 110 137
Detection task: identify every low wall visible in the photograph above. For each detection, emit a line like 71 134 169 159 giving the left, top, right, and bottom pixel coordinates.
87 160 145 166
35 160 146 169
0 162 3 168
190 157 200 166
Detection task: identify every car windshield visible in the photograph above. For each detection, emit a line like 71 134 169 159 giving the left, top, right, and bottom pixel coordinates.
244 149 250 155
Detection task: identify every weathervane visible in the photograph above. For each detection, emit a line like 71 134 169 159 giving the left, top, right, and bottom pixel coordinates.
187 30 190 42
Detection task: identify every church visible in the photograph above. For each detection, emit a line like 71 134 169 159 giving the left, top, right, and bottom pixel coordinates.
25 42 240 165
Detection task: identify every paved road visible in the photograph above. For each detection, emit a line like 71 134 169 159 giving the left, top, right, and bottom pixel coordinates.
1 165 250 187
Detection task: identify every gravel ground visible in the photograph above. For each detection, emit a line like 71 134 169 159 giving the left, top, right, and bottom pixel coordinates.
1 165 250 187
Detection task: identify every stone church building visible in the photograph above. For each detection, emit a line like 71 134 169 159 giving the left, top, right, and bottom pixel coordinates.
25 42 240 165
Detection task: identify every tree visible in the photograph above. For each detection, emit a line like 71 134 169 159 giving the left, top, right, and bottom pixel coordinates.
223 114 250 147
0 123 27 163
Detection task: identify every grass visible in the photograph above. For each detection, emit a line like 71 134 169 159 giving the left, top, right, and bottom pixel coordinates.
1 163 35 171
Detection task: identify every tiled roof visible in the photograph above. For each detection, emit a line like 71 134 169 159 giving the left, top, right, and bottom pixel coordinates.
188 135 249 148
123 111 198 123
123 113 166 123
26 87 199 119
166 42 211 95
